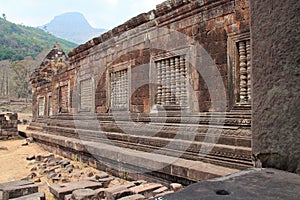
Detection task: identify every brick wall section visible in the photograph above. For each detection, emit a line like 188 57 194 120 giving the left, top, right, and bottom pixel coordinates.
251 0 300 173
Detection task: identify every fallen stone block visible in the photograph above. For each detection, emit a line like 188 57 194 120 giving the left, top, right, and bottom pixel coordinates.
0 180 38 200
104 185 133 200
49 180 103 200
27 172 37 179
30 166 37 172
59 160 71 168
71 189 97 200
170 183 183 192
9 192 45 200
0 146 8 151
26 155 35 161
132 180 147 186
86 170 94 178
152 186 168 196
118 194 146 200
64 194 72 200
21 141 28 146
95 172 109 179
47 157 63 167
130 183 162 195
97 177 115 188
94 188 105 199
121 182 136 189
36 153 54 162
26 137 34 143
154 191 174 198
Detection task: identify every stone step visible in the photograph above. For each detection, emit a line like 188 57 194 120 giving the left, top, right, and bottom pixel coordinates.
31 125 252 169
44 125 251 153
30 132 240 184
44 124 251 147
48 115 251 127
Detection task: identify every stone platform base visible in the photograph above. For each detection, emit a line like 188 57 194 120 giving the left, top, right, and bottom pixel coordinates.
28 131 239 186
160 168 300 200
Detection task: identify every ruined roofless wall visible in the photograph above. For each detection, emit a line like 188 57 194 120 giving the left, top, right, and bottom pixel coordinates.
0 113 18 140
66 0 250 114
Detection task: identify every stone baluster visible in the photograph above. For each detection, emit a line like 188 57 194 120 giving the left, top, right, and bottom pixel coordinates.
165 59 171 105
121 70 125 107
239 41 248 103
111 72 115 108
118 71 122 109
115 72 119 109
180 56 187 106
175 57 181 105
161 60 166 105
156 61 162 105
170 57 176 104
246 40 251 102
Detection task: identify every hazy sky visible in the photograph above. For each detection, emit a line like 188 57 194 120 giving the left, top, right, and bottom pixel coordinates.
0 0 164 29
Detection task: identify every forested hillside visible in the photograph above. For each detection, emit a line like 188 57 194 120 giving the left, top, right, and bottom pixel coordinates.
0 17 77 101
0 17 77 61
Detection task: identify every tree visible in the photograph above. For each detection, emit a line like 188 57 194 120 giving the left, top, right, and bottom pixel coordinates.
2 13 6 20
0 60 11 97
10 57 36 100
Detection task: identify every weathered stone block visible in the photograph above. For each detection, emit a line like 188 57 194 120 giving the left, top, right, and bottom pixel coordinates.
104 185 133 200
118 194 145 200
130 183 162 195
0 180 38 200
71 189 97 200
49 180 102 200
9 192 45 200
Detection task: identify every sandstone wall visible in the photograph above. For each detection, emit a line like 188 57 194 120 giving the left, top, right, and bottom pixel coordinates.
251 0 300 173
68 0 250 114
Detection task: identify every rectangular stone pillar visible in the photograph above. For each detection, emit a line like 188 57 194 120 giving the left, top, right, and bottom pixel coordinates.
251 0 300 174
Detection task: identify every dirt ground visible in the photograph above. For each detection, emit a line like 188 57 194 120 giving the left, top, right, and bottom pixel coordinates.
0 139 48 183
0 139 129 199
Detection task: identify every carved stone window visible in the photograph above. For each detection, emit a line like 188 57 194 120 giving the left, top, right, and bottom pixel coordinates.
48 95 53 116
155 55 188 106
79 78 93 111
38 96 45 117
110 69 129 111
59 83 69 113
237 40 251 103
228 33 251 108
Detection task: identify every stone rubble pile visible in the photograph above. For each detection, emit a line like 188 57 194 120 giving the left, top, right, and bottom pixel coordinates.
0 153 183 200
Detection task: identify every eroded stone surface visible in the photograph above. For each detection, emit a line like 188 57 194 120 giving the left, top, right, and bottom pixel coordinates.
251 0 300 174
161 169 300 200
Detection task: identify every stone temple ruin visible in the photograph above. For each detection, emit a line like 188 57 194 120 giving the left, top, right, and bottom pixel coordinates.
27 0 300 192
28 0 252 184
0 113 18 140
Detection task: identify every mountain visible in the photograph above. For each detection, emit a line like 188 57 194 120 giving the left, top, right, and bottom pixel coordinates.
41 12 107 44
0 17 77 61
